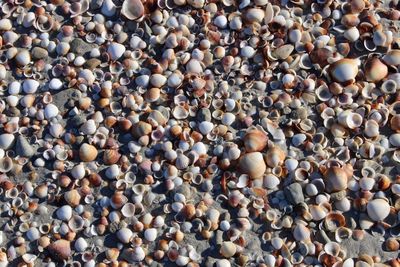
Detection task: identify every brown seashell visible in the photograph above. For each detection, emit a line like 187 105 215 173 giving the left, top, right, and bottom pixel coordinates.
244 129 268 152
103 149 121 165
309 48 333 67
132 121 152 138
385 238 400 251
391 114 400 132
64 189 81 207
79 143 98 162
350 0 365 13
324 212 346 231
118 118 132 132
88 173 102 187
47 239 71 261
364 57 388 82
238 152 266 179
323 166 348 193
182 204 196 220
265 146 286 168
105 248 120 261
145 88 161 102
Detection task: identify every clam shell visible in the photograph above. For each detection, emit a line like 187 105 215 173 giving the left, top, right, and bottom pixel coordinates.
324 166 348 193
266 146 286 167
383 50 400 66
56 205 72 221
239 152 266 179
364 58 388 82
79 143 98 162
117 228 133 243
47 239 71 261
74 237 88 252
328 58 359 83
220 241 236 258
108 42 126 61
0 134 15 150
244 129 268 152
121 0 144 20
367 199 390 221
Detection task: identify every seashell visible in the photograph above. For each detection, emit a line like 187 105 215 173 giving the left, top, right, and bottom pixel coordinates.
366 198 390 221
390 133 400 147
47 239 71 261
21 254 36 264
381 79 397 94
79 143 98 162
335 227 352 243
64 190 81 207
144 228 157 242
108 42 126 61
324 242 341 257
71 164 85 179
221 113 236 126
220 241 236 258
26 227 40 241
15 49 31 66
266 146 286 167
263 174 280 189
103 149 121 165
343 27 359 42
244 129 268 152
101 0 117 16
71 239 87 256
68 215 85 231
0 19 12 31
382 50 400 66
324 166 348 193
105 248 120 261
121 203 136 217
385 238 399 251
239 152 266 179
56 205 73 221
132 121 152 138
79 69 95 85
328 58 359 83
121 0 144 20
364 57 388 82
198 121 214 135
44 104 59 120
0 134 15 150
324 212 345 232
293 224 311 242
0 157 13 173
310 205 328 221
80 120 97 135
49 78 63 90
274 44 294 60
364 120 379 138
23 79 39 94
49 123 64 138
117 228 133 243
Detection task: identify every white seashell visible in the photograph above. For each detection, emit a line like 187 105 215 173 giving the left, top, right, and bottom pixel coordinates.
0 19 12 31
144 228 157 241
293 224 310 241
15 49 31 66
0 134 15 150
241 46 256 58
23 79 40 94
285 158 298 172
26 227 40 241
389 133 400 147
8 81 21 95
334 197 351 212
121 203 136 217
21 254 36 264
74 237 88 252
192 142 207 155
198 121 214 135
79 69 95 85
176 255 190 266
366 198 390 221
168 73 183 88
343 27 360 42
108 42 126 61
224 99 236 112
359 177 375 191
6 96 18 107
117 228 133 243
0 65 5 80
80 120 97 135
44 104 59 119
263 174 280 189
49 123 64 138
135 75 150 87
101 0 117 16
49 78 63 90
364 120 379 138
150 74 167 88
121 0 144 20
186 59 203 74
222 113 236 126
214 15 228 28
71 164 86 179
271 237 283 250
106 164 120 179
172 106 188 119
215 259 231 267
56 205 73 221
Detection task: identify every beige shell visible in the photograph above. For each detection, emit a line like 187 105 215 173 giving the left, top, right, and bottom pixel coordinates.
243 129 268 152
324 166 348 193
328 58 359 83
121 0 144 20
238 152 266 179
266 146 286 167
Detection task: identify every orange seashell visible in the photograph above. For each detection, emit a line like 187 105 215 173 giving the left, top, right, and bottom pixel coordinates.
364 57 388 82
243 129 268 152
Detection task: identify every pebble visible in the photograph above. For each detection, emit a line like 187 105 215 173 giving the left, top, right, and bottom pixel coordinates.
284 183 304 205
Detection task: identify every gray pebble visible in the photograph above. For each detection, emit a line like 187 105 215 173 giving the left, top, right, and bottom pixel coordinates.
15 135 35 158
70 39 94 55
32 47 48 59
284 183 304 205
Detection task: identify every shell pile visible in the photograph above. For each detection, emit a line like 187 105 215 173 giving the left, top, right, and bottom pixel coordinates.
1 0 400 266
